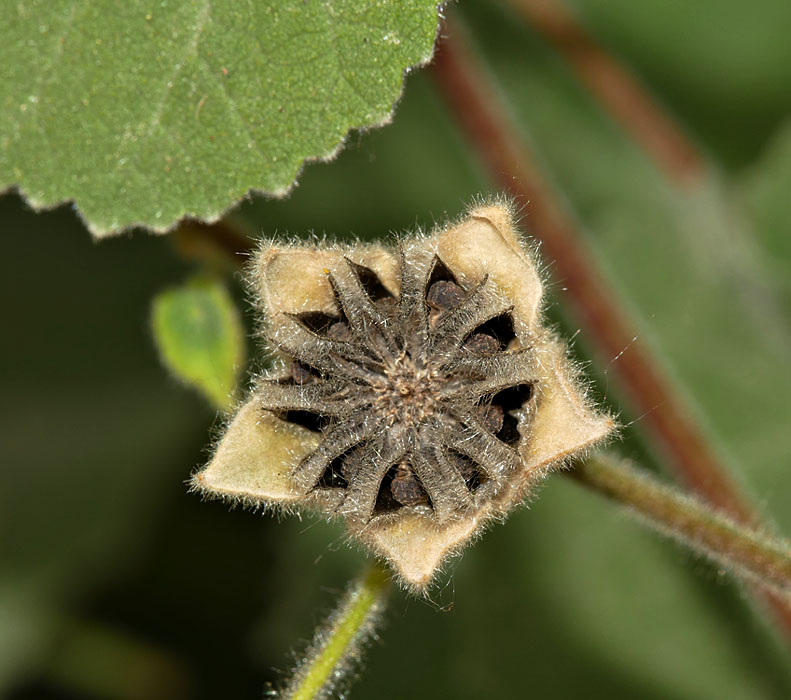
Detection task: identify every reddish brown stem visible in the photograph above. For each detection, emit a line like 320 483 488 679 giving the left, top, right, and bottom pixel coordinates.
172 218 254 269
571 456 791 598
430 17 791 633
509 0 704 186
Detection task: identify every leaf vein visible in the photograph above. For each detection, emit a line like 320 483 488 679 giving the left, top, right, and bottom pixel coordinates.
197 54 268 168
324 5 373 115
145 0 211 138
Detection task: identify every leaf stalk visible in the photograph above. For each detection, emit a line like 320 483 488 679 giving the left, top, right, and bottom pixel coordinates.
570 455 791 597
284 563 391 700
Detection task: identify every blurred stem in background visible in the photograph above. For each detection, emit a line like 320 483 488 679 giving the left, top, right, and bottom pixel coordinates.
429 9 791 634
507 0 704 186
430 13 747 518
569 456 791 600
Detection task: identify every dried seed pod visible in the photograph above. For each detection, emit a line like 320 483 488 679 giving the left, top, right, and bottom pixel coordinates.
192 202 615 589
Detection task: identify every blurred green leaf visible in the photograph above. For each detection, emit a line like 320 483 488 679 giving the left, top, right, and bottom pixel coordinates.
0 200 213 695
152 276 244 410
0 582 55 693
739 119 791 306
0 0 441 235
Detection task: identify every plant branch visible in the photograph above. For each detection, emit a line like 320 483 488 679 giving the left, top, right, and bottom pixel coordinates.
283 563 391 700
569 455 791 598
431 13 756 543
430 15 791 634
171 218 255 271
508 0 703 186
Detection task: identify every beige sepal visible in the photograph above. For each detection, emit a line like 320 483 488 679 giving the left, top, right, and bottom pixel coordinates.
255 244 400 318
435 203 543 330
192 397 320 505
520 338 617 478
256 248 341 317
359 511 486 590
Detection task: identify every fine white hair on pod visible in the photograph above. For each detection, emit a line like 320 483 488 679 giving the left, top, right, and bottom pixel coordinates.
192 201 616 589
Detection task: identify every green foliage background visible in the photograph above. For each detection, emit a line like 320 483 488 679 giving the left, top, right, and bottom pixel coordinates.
2 1 791 698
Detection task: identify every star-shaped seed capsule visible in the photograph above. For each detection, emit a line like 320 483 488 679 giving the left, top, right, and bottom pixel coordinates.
192 202 614 589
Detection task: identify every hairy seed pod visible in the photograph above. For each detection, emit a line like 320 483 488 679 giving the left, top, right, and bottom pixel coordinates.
192 201 615 589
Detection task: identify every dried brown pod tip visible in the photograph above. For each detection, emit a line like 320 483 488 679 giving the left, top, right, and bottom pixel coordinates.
192 202 615 590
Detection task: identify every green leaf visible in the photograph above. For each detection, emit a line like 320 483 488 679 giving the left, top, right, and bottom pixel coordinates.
738 119 791 307
151 276 244 410
0 0 441 236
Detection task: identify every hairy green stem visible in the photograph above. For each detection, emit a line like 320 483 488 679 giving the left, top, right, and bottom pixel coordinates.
284 563 391 700
570 455 791 596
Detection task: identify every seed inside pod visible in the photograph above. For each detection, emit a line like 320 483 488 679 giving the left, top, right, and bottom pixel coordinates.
464 332 501 355
390 462 429 506
289 361 317 385
426 279 465 327
326 320 353 342
477 403 505 434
